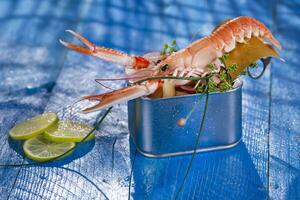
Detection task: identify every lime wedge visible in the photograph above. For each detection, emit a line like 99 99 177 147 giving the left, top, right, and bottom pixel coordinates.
23 135 75 162
9 112 58 140
44 120 95 143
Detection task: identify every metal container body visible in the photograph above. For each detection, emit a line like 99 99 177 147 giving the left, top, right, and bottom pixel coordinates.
128 82 242 158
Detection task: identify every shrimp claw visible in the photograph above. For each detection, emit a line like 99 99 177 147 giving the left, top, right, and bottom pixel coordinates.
79 82 159 113
60 30 150 69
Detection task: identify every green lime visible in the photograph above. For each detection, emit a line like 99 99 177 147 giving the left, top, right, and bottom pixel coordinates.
9 112 58 140
44 120 95 143
23 135 75 162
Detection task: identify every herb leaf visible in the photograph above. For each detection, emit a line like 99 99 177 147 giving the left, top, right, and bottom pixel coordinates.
227 63 237 73
219 81 232 92
219 53 229 65
169 47 175 53
249 62 258 68
171 39 176 46
208 63 216 72
161 40 177 55
208 78 218 92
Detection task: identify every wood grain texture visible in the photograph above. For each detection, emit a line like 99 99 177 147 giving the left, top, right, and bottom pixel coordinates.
0 0 298 199
6 1 132 199
0 0 85 198
269 1 300 199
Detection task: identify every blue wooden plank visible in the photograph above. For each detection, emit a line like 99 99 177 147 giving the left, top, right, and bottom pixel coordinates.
0 0 281 199
6 0 132 199
269 1 300 199
131 142 266 200
0 0 85 198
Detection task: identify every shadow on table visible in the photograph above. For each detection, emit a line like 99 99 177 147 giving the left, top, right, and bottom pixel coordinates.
8 136 95 166
129 141 267 200
288 174 300 200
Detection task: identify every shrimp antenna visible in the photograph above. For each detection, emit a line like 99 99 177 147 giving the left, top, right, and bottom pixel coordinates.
95 79 116 91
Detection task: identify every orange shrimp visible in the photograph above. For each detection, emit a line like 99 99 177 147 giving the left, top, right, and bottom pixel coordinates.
60 16 281 113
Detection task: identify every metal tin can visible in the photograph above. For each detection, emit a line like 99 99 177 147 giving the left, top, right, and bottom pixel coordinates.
128 81 242 158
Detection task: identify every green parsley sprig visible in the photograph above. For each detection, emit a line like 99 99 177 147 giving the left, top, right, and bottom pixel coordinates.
196 52 237 93
161 39 177 55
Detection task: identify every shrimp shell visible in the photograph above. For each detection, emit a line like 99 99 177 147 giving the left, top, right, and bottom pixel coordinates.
162 16 281 72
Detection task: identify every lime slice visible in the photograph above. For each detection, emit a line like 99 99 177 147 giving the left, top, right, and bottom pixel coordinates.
44 120 95 143
23 135 75 162
9 112 58 140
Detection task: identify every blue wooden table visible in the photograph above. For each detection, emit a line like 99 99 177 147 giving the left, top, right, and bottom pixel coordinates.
0 0 299 199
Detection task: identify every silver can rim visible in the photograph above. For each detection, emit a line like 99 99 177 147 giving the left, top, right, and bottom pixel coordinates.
140 79 243 102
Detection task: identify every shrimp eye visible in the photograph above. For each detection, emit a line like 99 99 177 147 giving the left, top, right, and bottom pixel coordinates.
160 64 168 72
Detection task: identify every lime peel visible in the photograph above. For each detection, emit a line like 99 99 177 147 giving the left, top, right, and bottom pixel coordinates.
23 135 75 162
9 112 58 140
44 120 95 143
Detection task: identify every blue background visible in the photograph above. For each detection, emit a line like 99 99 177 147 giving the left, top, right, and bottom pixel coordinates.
0 0 299 199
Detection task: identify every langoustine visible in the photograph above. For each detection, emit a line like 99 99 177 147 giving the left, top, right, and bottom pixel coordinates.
60 16 281 113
